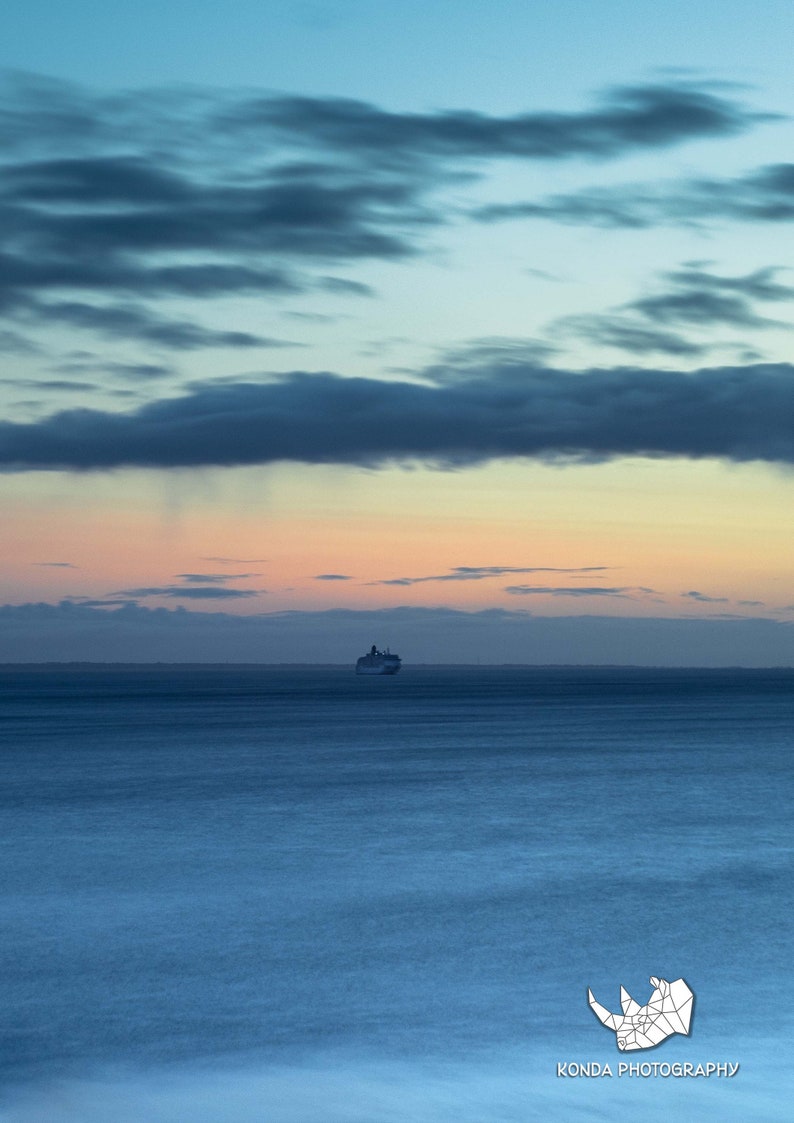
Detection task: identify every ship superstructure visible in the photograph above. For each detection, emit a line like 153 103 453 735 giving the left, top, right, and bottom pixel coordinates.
355 645 401 675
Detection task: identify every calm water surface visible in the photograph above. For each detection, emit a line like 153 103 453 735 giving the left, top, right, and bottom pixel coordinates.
0 665 792 1120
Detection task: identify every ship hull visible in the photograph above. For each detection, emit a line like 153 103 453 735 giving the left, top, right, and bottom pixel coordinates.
355 647 401 674
356 661 401 675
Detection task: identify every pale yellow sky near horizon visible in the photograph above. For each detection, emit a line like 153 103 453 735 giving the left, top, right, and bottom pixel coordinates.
4 455 791 621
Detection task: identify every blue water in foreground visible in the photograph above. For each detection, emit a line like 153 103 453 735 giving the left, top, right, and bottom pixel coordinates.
1 664 792 1121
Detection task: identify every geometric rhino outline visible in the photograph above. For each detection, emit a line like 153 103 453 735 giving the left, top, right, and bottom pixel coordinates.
587 976 694 1051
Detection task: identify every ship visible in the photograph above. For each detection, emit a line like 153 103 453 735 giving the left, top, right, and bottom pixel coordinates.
355 644 402 675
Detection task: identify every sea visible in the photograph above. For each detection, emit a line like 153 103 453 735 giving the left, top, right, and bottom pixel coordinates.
0 664 792 1122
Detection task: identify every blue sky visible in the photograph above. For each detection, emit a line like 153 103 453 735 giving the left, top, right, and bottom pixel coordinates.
5 1 794 108
1 1 793 662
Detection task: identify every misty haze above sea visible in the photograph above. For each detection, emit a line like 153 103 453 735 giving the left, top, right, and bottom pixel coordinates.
1 664 792 1122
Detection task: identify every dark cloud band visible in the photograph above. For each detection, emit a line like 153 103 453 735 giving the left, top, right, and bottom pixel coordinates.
1 361 793 471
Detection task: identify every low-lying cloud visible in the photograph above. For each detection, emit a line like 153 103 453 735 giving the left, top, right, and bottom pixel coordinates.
682 590 730 604
174 573 261 583
1 600 792 667
505 585 649 598
373 565 610 586
112 585 261 600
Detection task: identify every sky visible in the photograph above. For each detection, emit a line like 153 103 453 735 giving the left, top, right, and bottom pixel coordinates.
1 0 793 664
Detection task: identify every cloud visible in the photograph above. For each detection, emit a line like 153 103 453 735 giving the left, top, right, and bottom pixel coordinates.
432 336 560 371
252 82 768 163
201 556 269 564
0 72 772 351
175 572 260 583
626 266 794 329
34 561 77 568
373 565 609 586
64 598 137 608
318 276 376 297
0 250 301 302
4 378 99 393
314 574 353 581
0 154 423 264
682 590 730 604
112 585 262 600
16 299 294 351
2 73 766 162
558 315 708 357
1 600 792 667
505 585 648 598
0 328 41 354
0 153 427 336
108 571 264 599
473 163 794 230
51 359 175 381
2 358 794 471
556 265 794 358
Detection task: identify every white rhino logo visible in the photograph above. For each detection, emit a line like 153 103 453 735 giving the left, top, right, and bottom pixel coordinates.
588 976 694 1051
